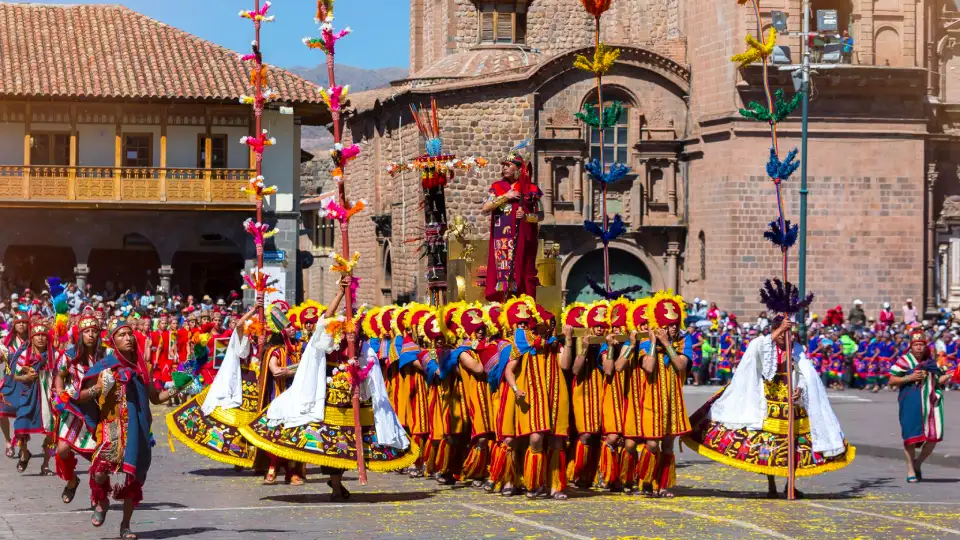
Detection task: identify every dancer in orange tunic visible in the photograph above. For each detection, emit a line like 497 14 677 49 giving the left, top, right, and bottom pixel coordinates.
421 307 468 484
454 303 500 488
500 296 572 499
636 291 693 497
563 301 606 489
598 298 631 491
617 297 656 495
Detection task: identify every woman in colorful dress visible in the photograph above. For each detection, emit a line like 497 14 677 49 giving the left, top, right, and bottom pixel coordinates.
240 281 416 501
889 329 951 483
4 317 59 475
54 309 104 504
87 320 181 539
684 315 856 498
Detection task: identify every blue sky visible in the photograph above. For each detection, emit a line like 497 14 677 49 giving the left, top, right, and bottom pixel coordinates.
15 0 410 69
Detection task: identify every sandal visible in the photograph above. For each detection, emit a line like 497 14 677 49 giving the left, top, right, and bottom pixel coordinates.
470 479 485 488
289 475 305 486
525 488 543 499
4 444 14 459
62 479 79 504
39 465 56 477
657 489 675 498
501 486 521 497
550 491 569 500
906 476 918 483
120 527 138 539
263 468 277 485
16 452 30 473
91 503 108 527
482 480 496 492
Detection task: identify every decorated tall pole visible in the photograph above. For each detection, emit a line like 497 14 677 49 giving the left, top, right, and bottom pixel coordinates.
304 0 369 484
575 0 631 298
238 0 279 380
732 0 809 500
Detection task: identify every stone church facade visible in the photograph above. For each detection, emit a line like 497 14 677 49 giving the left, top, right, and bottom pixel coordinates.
300 0 960 318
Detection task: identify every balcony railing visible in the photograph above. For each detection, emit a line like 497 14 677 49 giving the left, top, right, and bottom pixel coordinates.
0 165 255 205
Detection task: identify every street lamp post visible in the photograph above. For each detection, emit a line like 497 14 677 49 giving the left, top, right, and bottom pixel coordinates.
798 0 811 340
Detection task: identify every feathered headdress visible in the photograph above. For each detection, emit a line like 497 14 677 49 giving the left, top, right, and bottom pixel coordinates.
644 290 686 330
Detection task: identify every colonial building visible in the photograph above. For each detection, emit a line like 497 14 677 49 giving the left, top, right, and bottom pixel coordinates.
0 3 326 302
303 0 956 317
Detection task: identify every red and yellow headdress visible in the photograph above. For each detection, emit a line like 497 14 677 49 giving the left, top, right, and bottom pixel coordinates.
536 304 554 323
585 300 610 329
379 306 397 336
483 302 503 336
627 297 651 332
458 304 486 337
499 295 539 329
404 304 433 339
77 307 101 333
609 297 631 329
561 302 588 329
909 328 927 345
440 302 466 338
362 306 383 338
419 312 445 343
393 305 412 335
644 290 686 330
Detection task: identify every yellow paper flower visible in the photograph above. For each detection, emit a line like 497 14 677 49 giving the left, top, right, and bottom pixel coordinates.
329 252 360 275
730 27 777 67
574 42 620 75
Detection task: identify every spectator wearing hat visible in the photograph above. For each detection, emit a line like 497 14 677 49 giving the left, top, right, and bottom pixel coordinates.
849 300 867 329
878 302 895 331
903 299 919 326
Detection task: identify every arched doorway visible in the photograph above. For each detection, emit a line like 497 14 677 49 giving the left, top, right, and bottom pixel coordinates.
172 233 244 300
3 245 76 292
564 248 652 304
88 233 161 297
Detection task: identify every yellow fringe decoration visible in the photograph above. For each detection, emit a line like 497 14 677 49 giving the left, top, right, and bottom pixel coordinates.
731 27 777 68
681 437 857 478
237 424 420 472
164 413 255 468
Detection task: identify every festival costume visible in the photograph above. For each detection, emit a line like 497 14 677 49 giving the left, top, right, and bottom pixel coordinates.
4 320 59 444
165 315 261 468
891 339 945 446
87 323 156 508
684 333 856 478
420 309 468 479
0 324 28 420
54 313 103 465
484 152 543 302
238 316 416 472
454 305 499 482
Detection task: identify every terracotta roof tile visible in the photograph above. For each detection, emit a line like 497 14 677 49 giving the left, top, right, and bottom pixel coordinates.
0 2 324 104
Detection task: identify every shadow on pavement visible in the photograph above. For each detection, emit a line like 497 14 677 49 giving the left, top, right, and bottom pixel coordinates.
137 527 290 539
261 490 437 504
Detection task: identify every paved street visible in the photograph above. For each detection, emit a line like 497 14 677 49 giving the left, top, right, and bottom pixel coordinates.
1 390 957 540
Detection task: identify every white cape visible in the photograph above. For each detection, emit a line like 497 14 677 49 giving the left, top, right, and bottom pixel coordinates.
201 332 250 416
265 322 409 450
706 334 847 457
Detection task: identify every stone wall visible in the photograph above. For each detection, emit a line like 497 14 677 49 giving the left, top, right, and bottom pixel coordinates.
684 129 926 317
684 0 742 123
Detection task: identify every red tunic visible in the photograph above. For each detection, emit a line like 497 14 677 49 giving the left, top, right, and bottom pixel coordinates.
485 177 542 302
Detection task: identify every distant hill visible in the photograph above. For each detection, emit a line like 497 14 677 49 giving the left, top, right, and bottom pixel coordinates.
293 64 408 154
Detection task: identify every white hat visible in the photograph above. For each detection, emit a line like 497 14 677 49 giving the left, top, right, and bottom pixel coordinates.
693 297 701 304
883 302 890 309
10 293 18 300
906 298 914 303
854 299 863 305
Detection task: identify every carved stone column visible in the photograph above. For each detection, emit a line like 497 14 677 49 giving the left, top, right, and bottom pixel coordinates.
666 234 681 293
73 263 90 291
573 157 584 214
926 162 939 316
667 159 678 216
543 156 555 218
158 265 175 295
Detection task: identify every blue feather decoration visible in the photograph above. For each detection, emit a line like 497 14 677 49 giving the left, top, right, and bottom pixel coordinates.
583 214 628 245
586 276 646 301
425 137 443 157
765 147 800 182
511 139 530 151
759 278 814 314
46 277 64 298
584 159 631 184
763 219 798 249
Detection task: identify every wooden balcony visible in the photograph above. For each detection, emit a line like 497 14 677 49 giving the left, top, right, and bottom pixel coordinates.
0 165 255 208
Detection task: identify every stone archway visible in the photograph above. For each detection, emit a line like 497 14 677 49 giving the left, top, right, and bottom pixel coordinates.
2 244 77 292
562 247 654 304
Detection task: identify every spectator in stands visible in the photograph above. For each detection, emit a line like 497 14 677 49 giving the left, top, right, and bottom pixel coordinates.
849 300 867 328
878 302 896 330
903 298 919 326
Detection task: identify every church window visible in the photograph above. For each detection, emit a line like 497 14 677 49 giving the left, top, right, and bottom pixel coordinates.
478 2 527 45
586 96 630 170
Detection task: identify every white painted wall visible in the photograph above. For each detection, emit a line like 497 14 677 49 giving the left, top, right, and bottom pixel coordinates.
260 110 297 212
0 123 24 165
166 125 202 168
222 126 251 169
77 124 114 166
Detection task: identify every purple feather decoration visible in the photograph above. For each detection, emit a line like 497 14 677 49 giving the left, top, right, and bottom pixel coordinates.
586 276 645 300
763 219 798 249
759 278 814 314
